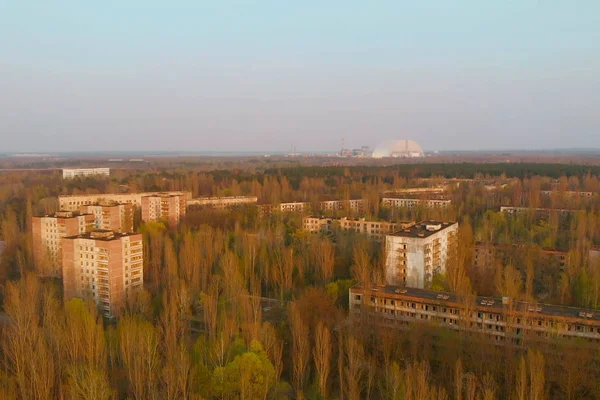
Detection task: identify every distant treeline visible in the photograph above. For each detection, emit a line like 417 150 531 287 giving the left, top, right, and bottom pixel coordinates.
264 163 600 181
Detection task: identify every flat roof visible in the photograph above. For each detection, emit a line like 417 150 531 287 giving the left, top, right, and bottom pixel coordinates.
305 216 413 224
389 221 456 238
35 211 93 219
64 231 141 241
352 284 600 322
383 197 450 202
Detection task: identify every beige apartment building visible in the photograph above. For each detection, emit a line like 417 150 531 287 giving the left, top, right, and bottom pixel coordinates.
318 199 369 213
540 190 594 198
350 285 600 345
62 230 143 318
62 168 110 179
473 242 567 272
259 199 368 216
59 191 191 211
141 193 187 225
500 206 581 218
382 198 451 209
32 211 95 277
187 195 258 209
80 201 134 232
303 216 413 241
384 221 458 288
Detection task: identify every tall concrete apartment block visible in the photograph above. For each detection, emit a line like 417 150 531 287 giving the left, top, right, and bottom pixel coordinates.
62 230 143 317
385 221 458 288
80 201 134 232
32 211 95 277
141 193 187 225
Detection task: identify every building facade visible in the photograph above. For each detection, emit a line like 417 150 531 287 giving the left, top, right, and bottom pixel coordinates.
141 193 187 225
62 168 110 179
80 201 134 233
317 199 369 213
303 216 413 241
62 230 143 317
473 242 567 272
384 221 458 288
350 285 600 345
259 199 368 216
500 206 580 218
32 211 95 277
187 196 258 209
59 191 191 211
382 198 451 209
540 190 594 198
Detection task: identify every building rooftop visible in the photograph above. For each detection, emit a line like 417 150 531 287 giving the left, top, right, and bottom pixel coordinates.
306 216 413 224
352 284 600 322
389 221 456 238
144 193 182 198
64 230 140 241
95 200 124 207
191 195 257 200
36 210 93 219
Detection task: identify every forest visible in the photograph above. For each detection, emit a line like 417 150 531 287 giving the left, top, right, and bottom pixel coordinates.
1 162 600 399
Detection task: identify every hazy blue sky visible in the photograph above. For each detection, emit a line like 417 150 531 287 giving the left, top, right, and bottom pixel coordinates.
1 2 599 152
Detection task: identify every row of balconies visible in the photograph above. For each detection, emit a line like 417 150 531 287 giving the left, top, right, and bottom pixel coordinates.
358 300 600 338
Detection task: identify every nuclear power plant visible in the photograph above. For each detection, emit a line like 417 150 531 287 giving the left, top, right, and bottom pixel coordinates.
371 139 424 158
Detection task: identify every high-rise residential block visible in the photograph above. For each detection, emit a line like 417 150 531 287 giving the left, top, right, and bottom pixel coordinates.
384 221 458 288
80 201 134 232
32 211 95 277
62 230 143 317
141 193 187 225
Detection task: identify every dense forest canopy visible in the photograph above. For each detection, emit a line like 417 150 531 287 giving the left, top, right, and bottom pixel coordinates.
0 161 599 399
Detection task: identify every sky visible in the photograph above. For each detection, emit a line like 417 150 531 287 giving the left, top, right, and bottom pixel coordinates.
1 1 599 153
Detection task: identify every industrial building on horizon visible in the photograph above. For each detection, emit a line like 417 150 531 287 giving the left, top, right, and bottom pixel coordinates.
372 140 424 158
62 168 110 179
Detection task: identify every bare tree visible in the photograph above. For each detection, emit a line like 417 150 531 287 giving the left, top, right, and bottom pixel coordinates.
313 321 332 398
289 302 310 397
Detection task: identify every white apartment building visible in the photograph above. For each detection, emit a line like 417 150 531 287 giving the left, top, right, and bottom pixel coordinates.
384 221 458 288
382 198 451 209
280 202 308 213
62 168 110 179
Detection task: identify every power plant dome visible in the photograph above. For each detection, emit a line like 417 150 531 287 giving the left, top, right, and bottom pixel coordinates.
372 140 424 158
